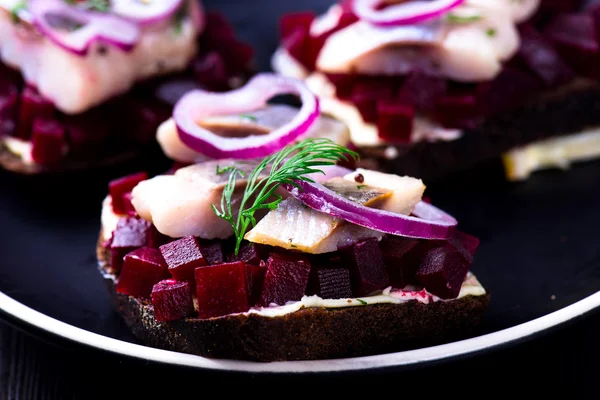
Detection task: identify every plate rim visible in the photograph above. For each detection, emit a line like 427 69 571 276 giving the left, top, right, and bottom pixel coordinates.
1 290 599 373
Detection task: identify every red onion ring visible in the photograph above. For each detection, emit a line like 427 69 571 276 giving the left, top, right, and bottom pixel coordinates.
353 0 465 26
111 0 184 26
30 0 139 56
174 73 320 159
284 179 457 240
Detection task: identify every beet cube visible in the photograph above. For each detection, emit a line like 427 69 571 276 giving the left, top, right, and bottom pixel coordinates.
193 51 229 92
198 240 224 265
436 93 481 129
380 236 421 289
415 244 471 300
313 268 353 299
30 118 66 164
376 100 414 144
246 264 266 307
341 238 390 296
396 71 447 112
325 73 357 100
449 230 480 264
195 262 250 319
151 279 195 322
226 242 264 266
545 13 600 80
279 12 315 40
281 26 312 70
64 109 112 159
159 236 207 284
109 172 148 215
259 253 312 306
477 67 543 116
0 87 18 136
110 217 156 272
517 24 574 87
16 87 54 140
351 80 395 123
116 247 169 299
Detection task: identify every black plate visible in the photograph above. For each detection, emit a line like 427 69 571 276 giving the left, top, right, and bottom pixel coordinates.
2 0 600 373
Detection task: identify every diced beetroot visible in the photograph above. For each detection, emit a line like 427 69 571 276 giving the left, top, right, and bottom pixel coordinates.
193 51 230 91
279 12 315 41
415 243 471 300
376 100 414 143
0 86 18 136
16 87 54 140
341 238 390 296
198 240 224 265
325 73 357 100
116 247 169 298
518 24 574 87
380 236 421 289
151 279 195 322
110 217 157 272
312 268 353 299
436 93 481 130
545 13 600 79
477 67 543 115
246 264 266 307
30 118 66 164
121 97 170 145
259 252 312 306
195 261 250 319
397 71 447 112
202 12 235 42
449 230 480 264
64 110 112 159
159 236 207 284
227 242 264 266
109 172 148 215
351 80 395 123
281 26 313 70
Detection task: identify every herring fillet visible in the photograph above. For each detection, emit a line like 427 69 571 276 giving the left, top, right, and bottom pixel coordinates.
245 177 424 254
131 159 262 239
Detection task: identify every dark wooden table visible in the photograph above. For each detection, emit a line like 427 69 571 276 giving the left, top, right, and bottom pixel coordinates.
2 310 600 397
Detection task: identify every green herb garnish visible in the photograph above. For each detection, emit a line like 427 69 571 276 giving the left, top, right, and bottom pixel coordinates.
212 138 358 255
173 5 187 36
239 114 258 122
356 184 367 189
11 1 27 23
356 299 367 305
446 13 482 24
486 28 497 37
65 0 110 13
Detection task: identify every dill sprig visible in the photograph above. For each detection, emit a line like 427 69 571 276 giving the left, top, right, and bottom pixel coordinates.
212 138 359 255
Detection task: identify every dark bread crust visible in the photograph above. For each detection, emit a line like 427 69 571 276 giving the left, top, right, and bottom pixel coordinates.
360 80 600 181
97 230 490 362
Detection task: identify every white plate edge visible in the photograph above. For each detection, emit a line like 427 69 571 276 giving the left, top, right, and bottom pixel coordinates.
1 290 599 373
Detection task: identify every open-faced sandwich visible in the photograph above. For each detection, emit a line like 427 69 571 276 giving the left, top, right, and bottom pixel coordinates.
0 0 253 174
272 0 600 181
96 73 488 361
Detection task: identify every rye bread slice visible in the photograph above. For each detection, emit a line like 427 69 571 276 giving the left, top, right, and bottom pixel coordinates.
97 230 490 362
358 80 600 182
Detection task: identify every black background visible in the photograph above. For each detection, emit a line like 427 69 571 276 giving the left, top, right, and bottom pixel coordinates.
2 0 600 396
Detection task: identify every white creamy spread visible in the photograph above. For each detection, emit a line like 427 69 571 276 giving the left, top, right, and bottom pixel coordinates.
0 2 201 114
100 195 487 318
242 273 486 318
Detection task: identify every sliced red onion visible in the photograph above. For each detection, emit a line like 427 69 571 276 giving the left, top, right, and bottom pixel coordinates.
284 180 456 240
174 73 320 159
111 0 184 26
353 0 465 26
29 0 140 56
